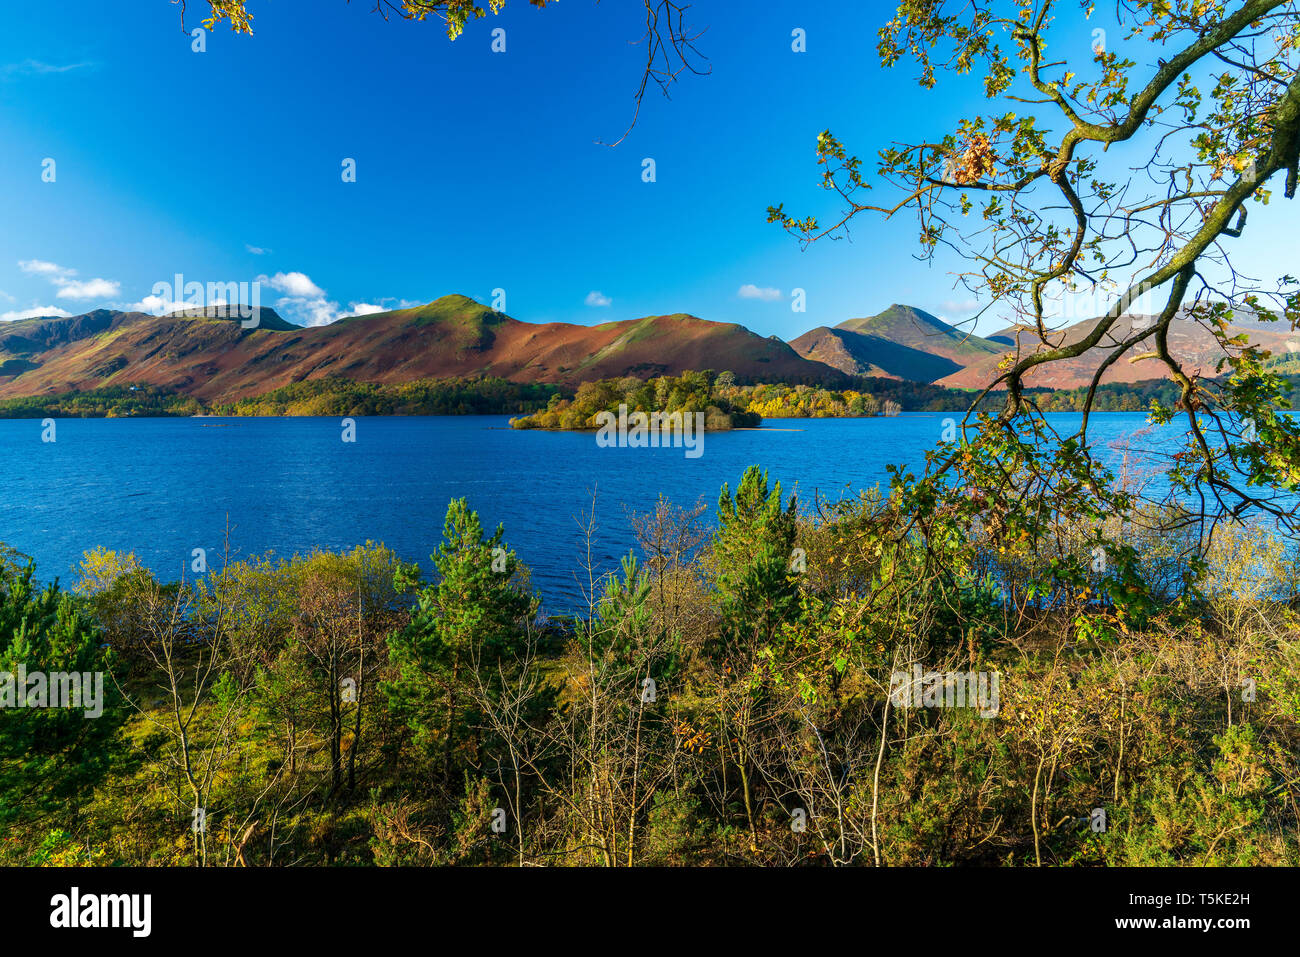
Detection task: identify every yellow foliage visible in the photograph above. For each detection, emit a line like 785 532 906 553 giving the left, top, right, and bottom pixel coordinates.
74 545 142 596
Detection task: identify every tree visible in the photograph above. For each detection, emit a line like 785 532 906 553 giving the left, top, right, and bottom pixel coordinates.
706 467 800 850
770 0 1300 597
713 466 800 654
256 545 408 795
0 562 124 833
385 499 537 788
113 561 252 866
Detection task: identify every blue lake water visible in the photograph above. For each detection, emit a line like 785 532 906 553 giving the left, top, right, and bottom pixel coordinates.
0 412 1236 610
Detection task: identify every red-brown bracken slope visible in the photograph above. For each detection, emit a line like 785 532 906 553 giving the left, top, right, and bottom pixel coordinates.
0 295 846 403
936 313 1300 390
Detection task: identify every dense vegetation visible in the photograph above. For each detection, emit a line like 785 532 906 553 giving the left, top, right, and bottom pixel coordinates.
3 469 1297 867
507 370 986 429
725 381 893 418
508 369 1291 429
212 376 562 416
1035 375 1300 413
510 371 762 430
0 378 563 419
4 371 1291 422
0 385 203 418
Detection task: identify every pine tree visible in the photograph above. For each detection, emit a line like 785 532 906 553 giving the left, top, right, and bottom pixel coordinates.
713 466 800 658
0 562 124 830
384 499 537 783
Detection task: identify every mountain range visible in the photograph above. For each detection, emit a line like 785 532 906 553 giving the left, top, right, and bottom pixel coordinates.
0 294 1294 405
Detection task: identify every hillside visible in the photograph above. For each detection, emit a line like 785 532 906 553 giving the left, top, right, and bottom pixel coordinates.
0 295 845 405
790 326 972 381
6 295 1292 406
938 313 1300 390
791 305 1004 382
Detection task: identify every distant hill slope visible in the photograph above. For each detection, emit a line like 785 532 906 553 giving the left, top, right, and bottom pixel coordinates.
938 313 1300 390
0 294 845 404
792 304 1003 382
13 294 1285 405
837 305 1004 361
793 303 1300 391
789 326 967 381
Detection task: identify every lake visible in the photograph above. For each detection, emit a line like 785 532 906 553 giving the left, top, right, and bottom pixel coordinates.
0 412 1221 610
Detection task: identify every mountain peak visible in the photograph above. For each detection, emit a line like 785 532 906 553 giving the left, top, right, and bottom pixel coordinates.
426 293 484 310
788 304 1003 382
337 294 511 327
833 304 1001 357
836 304 944 334
168 304 296 331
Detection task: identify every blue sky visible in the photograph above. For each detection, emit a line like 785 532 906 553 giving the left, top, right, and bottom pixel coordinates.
0 0 1293 338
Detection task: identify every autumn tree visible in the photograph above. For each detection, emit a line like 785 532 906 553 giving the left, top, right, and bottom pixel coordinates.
771 0 1300 603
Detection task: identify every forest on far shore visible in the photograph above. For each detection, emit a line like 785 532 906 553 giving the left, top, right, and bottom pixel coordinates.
2 370 1291 421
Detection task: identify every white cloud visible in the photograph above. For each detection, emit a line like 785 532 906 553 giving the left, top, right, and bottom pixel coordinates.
259 271 325 298
18 259 119 301
18 259 73 279
585 290 612 307
2 60 95 77
56 277 120 300
738 284 782 302
941 298 980 314
2 305 72 321
356 297 422 313
276 296 341 327
131 294 220 316
132 295 174 315
245 244 271 256
251 270 342 326
254 276 393 326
